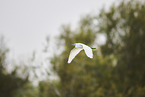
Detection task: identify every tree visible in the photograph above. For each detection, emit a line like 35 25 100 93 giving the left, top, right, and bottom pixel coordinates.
98 0 145 96
0 36 28 97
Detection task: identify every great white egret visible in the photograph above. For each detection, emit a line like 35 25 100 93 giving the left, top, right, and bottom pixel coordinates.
68 43 95 63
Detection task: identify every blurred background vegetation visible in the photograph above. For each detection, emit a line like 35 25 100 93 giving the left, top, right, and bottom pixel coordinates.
0 0 145 97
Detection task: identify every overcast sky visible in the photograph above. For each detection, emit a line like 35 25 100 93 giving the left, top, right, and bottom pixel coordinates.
0 0 115 59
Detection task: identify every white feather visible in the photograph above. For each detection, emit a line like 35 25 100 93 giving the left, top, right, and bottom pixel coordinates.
81 44 93 58
68 48 83 63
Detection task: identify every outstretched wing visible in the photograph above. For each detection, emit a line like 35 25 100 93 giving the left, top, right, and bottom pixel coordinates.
68 48 83 63
82 44 93 58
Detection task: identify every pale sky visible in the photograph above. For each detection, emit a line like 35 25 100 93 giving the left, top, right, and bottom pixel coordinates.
0 0 115 59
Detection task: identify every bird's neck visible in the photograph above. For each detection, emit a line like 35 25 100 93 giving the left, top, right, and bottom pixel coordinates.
75 45 83 48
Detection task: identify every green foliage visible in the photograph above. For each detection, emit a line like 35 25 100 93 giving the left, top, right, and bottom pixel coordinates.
98 0 145 96
39 81 60 97
14 82 39 97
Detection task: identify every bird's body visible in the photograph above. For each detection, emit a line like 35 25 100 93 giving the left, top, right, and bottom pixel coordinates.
74 43 83 48
68 43 94 63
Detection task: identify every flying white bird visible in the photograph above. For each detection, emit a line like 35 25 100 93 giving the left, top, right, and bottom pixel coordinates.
68 43 95 63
